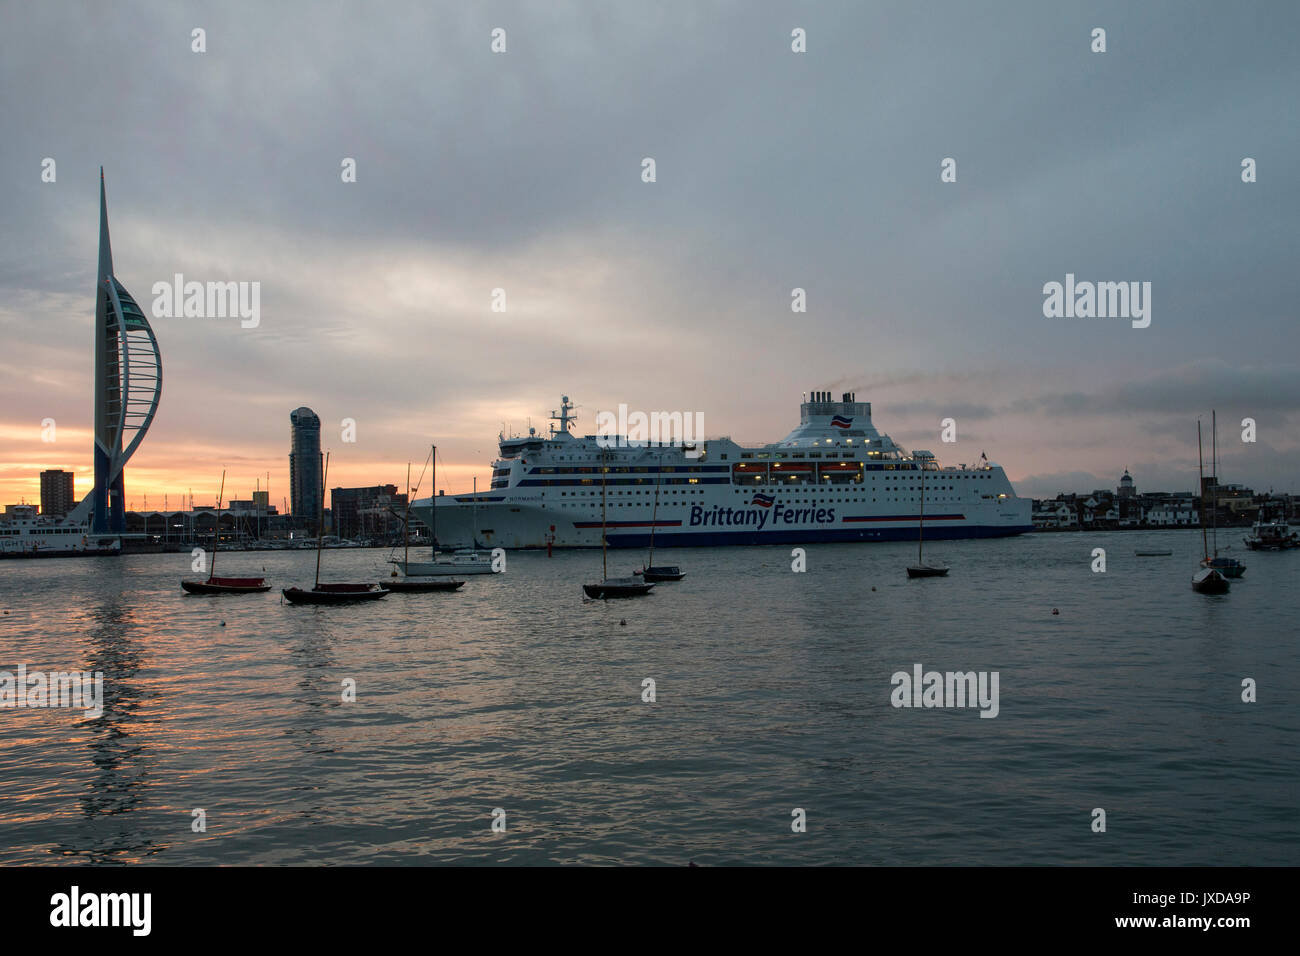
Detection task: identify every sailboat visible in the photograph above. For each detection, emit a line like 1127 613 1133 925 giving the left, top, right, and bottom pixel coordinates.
584 448 655 599
906 454 949 578
387 459 465 593
390 445 494 575
283 452 390 604
1192 420 1230 594
181 471 271 594
636 453 685 582
1200 410 1245 578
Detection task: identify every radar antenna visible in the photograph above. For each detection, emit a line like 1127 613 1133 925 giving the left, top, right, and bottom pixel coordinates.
549 395 578 437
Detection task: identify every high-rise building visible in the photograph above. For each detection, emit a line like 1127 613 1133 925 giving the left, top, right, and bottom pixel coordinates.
289 406 322 522
40 470 75 517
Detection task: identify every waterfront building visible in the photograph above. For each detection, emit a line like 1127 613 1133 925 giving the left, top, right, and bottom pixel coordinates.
330 484 404 539
40 470 75 517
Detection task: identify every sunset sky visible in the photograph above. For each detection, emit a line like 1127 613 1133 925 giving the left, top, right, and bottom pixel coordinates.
2 1 1297 514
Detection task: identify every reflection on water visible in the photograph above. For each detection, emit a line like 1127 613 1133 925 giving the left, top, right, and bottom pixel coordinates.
0 532 1297 865
75 592 158 862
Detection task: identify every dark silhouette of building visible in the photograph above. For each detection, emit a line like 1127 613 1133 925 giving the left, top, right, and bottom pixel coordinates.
289 406 322 523
330 485 404 539
40 470 75 517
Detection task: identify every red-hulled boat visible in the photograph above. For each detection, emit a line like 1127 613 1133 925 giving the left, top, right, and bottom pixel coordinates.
181 471 271 594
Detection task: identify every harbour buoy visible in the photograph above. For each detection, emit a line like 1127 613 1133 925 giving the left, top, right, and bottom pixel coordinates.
220 620 226 627
619 619 627 626
1051 608 1060 615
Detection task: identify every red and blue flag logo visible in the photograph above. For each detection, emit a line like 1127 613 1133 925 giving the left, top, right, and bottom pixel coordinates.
750 493 775 508
830 415 853 429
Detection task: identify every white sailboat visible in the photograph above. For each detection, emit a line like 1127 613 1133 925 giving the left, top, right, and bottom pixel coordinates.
392 445 494 575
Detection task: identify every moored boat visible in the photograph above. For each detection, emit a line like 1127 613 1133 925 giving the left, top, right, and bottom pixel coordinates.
1191 567 1229 594
181 470 270 594
585 449 655 599
1192 420 1229 595
583 577 655 599
1201 556 1245 578
635 454 686 583
906 564 950 578
640 566 685 582
905 454 949 578
183 576 271 594
1243 519 1298 551
282 583 389 604
284 452 391 605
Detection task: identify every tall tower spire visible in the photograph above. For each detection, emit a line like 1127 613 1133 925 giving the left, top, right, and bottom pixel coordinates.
86 171 163 534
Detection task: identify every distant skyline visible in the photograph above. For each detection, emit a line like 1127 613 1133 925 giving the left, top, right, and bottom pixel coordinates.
3 2 1298 509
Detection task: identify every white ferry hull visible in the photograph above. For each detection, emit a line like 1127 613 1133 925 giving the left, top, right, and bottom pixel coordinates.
413 494 1032 550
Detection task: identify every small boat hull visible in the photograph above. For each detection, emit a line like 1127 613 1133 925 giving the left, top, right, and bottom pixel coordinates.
1191 568 1229 594
641 566 685 582
1202 557 1246 578
906 565 949 578
385 578 466 592
1135 551 1172 557
391 559 494 576
583 578 655 599
282 584 390 604
182 576 271 594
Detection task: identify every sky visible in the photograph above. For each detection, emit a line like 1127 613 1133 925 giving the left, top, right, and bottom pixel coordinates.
1 0 1298 513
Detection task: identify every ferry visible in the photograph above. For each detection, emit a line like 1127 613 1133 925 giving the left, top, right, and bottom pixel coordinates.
0 506 120 559
409 391 1034 550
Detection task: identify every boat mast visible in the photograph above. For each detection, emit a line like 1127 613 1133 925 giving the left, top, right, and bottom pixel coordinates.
601 447 608 581
430 444 437 557
403 461 411 567
917 459 925 563
648 452 662 567
1197 421 1209 562
212 469 225 580
1211 409 1219 557
315 451 329 588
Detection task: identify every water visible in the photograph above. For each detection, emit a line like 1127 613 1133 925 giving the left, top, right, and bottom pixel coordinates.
0 531 1295 865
